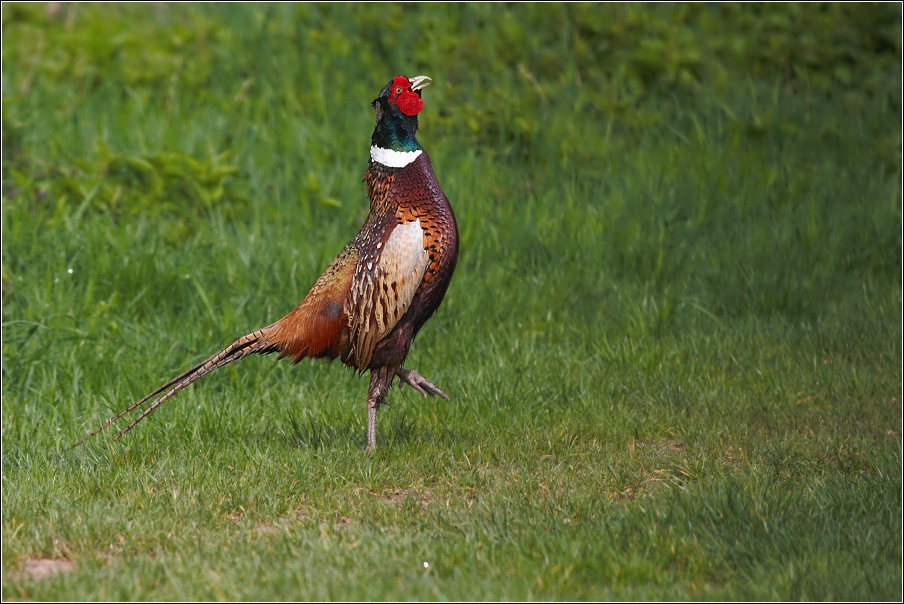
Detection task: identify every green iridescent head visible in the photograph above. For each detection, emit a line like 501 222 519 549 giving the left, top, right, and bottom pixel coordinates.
371 75 431 153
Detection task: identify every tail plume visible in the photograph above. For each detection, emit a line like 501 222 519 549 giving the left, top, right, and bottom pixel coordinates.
71 327 278 448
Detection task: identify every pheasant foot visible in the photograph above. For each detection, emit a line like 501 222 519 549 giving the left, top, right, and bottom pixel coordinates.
395 367 449 399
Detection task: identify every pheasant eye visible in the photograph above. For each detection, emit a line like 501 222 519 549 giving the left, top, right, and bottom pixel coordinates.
394 86 403 95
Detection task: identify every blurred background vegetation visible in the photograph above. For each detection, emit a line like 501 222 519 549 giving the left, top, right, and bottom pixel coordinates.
2 3 900 329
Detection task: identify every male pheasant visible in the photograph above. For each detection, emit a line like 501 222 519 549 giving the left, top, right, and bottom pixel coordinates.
74 75 458 452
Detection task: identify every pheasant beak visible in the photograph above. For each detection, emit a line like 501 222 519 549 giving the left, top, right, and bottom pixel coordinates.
409 75 432 92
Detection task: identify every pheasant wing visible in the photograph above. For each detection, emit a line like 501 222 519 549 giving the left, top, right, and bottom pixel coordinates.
346 218 428 369
265 245 358 362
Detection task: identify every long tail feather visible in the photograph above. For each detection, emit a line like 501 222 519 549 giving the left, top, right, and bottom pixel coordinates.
70 327 277 449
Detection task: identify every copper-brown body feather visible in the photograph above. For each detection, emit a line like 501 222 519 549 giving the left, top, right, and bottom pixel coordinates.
265 152 457 370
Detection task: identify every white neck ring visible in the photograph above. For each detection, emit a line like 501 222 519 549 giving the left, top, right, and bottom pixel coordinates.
370 146 422 168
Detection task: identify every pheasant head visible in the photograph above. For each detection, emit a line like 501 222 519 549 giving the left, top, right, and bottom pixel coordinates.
371 75 431 156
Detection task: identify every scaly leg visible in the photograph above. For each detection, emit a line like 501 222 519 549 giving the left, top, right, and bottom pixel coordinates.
366 366 395 452
396 367 449 400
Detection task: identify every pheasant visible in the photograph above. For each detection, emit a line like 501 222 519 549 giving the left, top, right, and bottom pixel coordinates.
73 75 458 452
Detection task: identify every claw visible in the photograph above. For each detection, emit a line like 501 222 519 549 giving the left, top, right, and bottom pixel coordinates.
395 367 449 400
403 379 428 397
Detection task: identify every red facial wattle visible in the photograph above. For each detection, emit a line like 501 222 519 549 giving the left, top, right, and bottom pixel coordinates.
389 76 424 117
395 92 424 116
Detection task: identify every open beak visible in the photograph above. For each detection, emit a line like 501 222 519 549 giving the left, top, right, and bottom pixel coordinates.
409 75 432 91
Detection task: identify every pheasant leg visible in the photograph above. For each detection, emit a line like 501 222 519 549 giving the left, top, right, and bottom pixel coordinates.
366 367 395 452
396 367 449 399
366 404 378 453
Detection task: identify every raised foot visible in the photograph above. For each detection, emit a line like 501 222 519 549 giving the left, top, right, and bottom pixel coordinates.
395 368 449 399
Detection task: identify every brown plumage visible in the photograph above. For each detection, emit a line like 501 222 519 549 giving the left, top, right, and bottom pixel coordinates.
73 75 458 452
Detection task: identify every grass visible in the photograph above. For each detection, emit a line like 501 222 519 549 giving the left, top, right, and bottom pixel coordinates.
2 3 901 600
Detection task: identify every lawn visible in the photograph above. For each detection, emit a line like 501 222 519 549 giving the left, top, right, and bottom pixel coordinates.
2 3 901 600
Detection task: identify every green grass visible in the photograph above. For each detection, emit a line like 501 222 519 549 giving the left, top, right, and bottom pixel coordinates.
2 3 901 600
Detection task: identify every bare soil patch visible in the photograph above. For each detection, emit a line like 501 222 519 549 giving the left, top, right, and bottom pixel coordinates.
18 557 75 581
377 488 433 506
